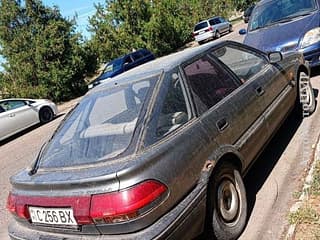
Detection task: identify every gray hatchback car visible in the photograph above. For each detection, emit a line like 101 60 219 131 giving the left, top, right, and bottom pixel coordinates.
7 41 315 240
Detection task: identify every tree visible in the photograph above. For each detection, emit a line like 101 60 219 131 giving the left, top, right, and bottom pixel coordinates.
0 0 90 101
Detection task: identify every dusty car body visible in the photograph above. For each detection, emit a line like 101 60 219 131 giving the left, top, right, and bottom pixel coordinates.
7 41 314 240
0 98 58 141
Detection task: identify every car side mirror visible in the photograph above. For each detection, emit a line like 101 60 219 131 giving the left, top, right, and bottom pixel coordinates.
268 52 283 63
239 29 247 35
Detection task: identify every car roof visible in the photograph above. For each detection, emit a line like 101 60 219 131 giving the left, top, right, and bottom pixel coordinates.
91 41 225 93
111 48 151 61
0 98 38 102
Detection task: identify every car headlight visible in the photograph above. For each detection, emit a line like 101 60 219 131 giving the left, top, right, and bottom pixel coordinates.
300 27 320 48
88 84 93 89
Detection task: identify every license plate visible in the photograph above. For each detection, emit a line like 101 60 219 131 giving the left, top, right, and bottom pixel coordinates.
29 207 77 226
199 30 205 34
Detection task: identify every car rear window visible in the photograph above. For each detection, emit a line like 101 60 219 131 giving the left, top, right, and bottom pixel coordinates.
194 21 208 31
38 76 157 168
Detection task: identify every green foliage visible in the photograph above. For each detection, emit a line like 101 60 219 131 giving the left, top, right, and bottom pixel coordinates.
0 0 247 101
88 0 239 63
0 0 91 102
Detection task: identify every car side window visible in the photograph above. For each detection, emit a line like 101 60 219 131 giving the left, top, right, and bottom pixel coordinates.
0 100 26 111
214 18 221 24
183 56 240 114
131 51 144 61
124 56 133 65
212 45 268 83
0 105 5 113
209 19 215 25
156 78 189 138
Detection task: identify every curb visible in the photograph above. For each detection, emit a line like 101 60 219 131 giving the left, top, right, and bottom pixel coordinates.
285 135 320 239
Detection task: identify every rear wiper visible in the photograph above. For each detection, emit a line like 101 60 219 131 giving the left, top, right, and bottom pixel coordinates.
29 142 47 175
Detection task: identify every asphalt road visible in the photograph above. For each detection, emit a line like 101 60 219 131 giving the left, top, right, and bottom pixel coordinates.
1 22 320 240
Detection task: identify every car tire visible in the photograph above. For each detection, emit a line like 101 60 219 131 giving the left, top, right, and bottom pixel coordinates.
205 162 247 240
215 31 221 39
229 25 233 32
39 107 54 123
296 72 316 116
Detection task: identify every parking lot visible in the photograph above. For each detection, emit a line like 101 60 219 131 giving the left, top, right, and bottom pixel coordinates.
1 22 320 240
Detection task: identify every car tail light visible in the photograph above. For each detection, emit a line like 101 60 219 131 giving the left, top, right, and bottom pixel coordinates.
7 192 30 219
90 180 168 224
208 26 214 32
7 180 168 225
192 32 199 37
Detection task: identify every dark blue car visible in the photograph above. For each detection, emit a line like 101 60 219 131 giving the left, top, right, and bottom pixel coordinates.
88 49 155 89
241 0 320 67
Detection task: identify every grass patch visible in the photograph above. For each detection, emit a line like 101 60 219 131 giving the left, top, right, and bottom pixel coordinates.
288 204 319 225
311 160 320 195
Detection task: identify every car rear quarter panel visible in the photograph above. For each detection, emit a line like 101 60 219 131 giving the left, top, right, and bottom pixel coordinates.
109 119 213 234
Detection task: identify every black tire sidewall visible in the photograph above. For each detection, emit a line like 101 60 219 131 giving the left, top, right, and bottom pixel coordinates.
206 163 247 240
39 107 53 123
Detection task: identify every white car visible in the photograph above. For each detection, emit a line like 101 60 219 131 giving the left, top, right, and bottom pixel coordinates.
193 16 232 44
0 98 58 141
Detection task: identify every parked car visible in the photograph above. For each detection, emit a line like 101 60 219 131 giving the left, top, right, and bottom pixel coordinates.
7 41 315 240
240 0 320 67
0 98 57 141
193 16 232 45
243 4 255 23
88 49 155 89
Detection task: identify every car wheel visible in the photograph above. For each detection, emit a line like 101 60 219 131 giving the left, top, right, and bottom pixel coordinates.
215 31 221 39
39 107 54 123
296 72 316 116
205 162 247 240
229 25 233 32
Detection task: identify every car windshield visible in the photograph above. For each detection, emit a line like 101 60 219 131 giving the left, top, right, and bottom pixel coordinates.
38 76 157 168
248 0 317 31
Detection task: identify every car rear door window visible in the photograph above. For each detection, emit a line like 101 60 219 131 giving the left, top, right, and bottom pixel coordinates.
209 19 215 25
156 78 189 138
211 45 268 82
183 56 240 114
131 51 144 61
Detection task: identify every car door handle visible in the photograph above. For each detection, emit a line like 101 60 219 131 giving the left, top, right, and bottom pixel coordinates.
255 86 265 96
9 113 15 117
216 118 229 131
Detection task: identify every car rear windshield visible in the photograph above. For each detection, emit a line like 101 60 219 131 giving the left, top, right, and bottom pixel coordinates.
194 21 209 31
249 0 317 31
38 76 157 168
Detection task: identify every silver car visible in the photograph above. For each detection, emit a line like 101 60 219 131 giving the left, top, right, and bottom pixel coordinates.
0 98 58 141
193 16 233 44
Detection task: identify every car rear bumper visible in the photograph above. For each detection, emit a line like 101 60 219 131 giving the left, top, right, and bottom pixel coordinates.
8 181 207 240
195 32 215 42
